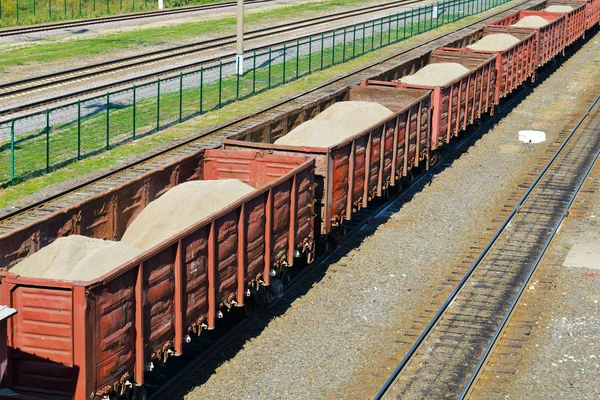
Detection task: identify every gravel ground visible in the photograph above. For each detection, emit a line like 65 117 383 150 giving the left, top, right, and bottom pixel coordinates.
168 22 600 400
487 132 600 399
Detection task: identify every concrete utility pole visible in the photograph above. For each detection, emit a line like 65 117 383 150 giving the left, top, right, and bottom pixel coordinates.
158 0 164 10
236 0 244 75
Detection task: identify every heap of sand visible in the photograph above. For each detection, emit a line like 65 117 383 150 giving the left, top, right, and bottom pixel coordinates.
467 33 521 51
399 63 470 87
512 15 551 27
274 101 394 148
10 235 141 281
121 179 254 250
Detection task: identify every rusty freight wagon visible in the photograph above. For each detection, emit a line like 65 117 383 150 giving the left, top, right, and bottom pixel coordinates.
222 85 431 239
488 10 567 65
0 149 315 400
363 49 497 151
544 1 587 45
441 26 537 100
584 0 600 27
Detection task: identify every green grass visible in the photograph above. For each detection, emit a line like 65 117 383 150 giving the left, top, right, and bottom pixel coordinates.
0 0 517 206
0 0 255 28
0 0 369 69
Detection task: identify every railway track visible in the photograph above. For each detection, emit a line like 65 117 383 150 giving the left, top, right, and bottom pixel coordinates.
374 93 600 400
0 0 538 236
0 0 276 37
0 0 426 111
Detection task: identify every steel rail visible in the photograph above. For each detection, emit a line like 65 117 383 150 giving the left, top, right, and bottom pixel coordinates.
373 94 600 400
0 0 275 37
0 0 424 104
0 0 534 230
458 94 600 399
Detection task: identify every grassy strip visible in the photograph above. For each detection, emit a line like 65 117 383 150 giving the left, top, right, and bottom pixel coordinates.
0 0 266 28
0 0 518 207
0 0 367 69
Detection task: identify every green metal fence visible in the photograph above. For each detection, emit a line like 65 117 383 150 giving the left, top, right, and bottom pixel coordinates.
0 0 512 186
0 0 220 27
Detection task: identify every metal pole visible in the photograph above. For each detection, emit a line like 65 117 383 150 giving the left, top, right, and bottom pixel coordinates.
106 93 110 150
133 85 137 140
252 52 256 94
157 78 161 131
45 109 50 173
179 72 183 122
77 100 81 160
236 0 244 75
199 67 203 113
218 61 223 108
10 119 15 185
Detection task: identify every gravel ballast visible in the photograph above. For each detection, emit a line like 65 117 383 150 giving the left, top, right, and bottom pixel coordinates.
171 26 600 400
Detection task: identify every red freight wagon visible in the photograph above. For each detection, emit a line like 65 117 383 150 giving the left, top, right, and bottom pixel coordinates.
363 49 497 151
488 11 567 65
0 149 315 400
544 1 587 45
222 85 431 238
442 26 537 100
585 0 600 27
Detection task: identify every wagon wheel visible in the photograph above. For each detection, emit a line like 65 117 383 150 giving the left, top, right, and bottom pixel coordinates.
242 296 259 318
131 385 147 400
429 152 440 168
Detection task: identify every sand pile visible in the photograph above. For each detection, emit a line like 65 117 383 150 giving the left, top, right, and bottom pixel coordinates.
10 236 142 281
274 101 394 148
467 33 521 51
399 63 470 87
121 180 254 250
545 5 573 12
512 15 551 27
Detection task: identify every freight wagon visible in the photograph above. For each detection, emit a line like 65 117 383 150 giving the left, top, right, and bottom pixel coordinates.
0 149 314 399
488 10 568 65
442 26 538 99
223 85 431 241
363 49 498 150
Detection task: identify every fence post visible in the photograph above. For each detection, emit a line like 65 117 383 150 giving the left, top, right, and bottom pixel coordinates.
295 39 299 79
388 16 392 44
308 36 312 73
352 24 356 58
371 20 375 50
320 33 324 69
342 27 347 62
45 109 50 173
133 85 137 140
199 67 203 113
218 61 223 108
157 78 161 132
77 100 81 160
332 30 336 64
10 119 15 186
282 43 287 84
268 48 272 89
379 17 383 47
252 52 256 94
179 72 183 122
106 93 110 150
362 22 366 54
